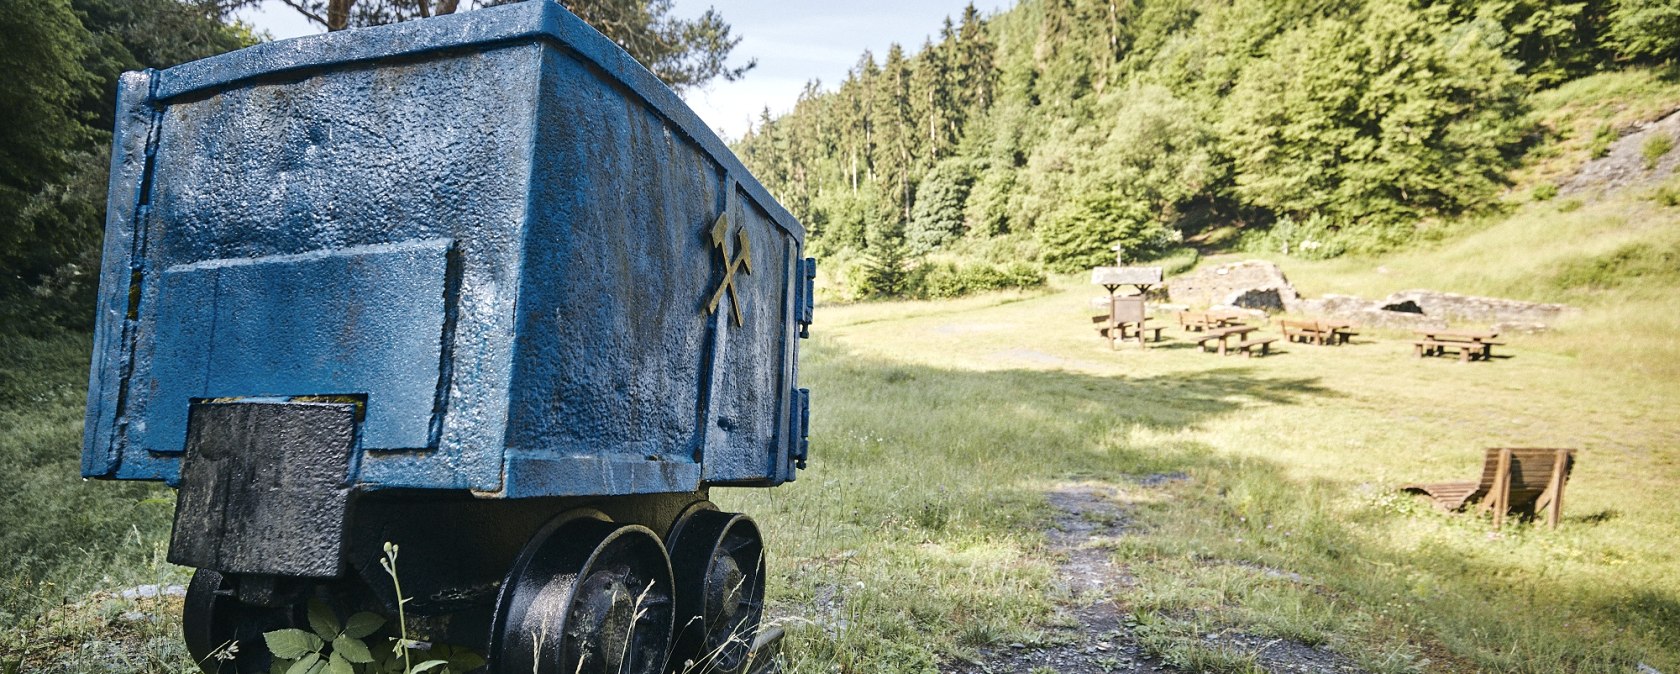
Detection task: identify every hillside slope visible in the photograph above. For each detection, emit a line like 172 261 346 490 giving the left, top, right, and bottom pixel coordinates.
735 0 1680 300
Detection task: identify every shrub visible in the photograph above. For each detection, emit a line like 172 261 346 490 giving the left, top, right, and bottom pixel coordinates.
1642 134 1675 170
1654 182 1680 208
853 233 913 299
1239 215 1350 261
916 261 1046 299
1588 124 1617 159
1531 183 1559 201
1037 192 1181 273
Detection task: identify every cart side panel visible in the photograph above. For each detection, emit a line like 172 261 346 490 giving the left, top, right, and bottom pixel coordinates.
702 189 796 485
498 43 803 497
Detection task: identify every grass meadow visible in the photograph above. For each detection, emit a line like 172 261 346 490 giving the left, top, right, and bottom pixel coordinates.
727 275 1679 673
725 190 1680 672
4 190 1679 673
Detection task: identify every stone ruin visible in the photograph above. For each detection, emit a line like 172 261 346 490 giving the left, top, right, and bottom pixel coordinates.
1166 260 1301 313
1164 259 1580 332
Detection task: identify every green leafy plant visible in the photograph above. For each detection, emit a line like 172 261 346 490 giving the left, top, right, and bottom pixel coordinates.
264 600 385 674
1531 183 1559 201
1239 215 1349 261
263 543 483 674
1605 0 1680 61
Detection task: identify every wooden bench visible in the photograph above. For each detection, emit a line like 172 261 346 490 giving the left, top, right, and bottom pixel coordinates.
1401 448 1575 529
1179 311 1246 332
1195 326 1257 355
1092 314 1114 340
1177 311 1211 332
1093 315 1159 349
1324 323 1359 344
1282 319 1358 345
1124 323 1165 343
1413 339 1504 362
1281 319 1330 345
1232 336 1278 358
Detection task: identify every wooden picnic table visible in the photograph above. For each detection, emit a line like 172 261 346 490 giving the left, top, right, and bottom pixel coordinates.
1178 311 1247 332
1092 314 1164 349
1413 329 1503 362
1196 325 1257 355
1418 329 1498 341
1119 318 1165 343
1283 318 1360 345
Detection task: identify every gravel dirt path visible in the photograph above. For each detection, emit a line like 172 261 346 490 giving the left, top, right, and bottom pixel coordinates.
945 480 1367 674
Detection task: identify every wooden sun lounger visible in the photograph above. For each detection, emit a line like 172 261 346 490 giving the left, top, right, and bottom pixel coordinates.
1401 448 1576 529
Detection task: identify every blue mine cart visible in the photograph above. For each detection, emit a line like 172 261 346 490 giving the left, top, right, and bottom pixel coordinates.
80 2 813 672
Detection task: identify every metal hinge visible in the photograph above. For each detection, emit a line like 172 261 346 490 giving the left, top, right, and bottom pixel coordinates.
793 387 810 470
797 258 815 338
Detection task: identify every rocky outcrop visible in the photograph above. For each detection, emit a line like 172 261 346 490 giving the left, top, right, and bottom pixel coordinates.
1167 260 1301 310
1562 107 1680 196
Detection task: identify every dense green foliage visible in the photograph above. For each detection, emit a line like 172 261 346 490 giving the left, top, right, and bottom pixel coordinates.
0 0 98 320
1606 0 1680 61
0 0 251 332
736 0 1675 297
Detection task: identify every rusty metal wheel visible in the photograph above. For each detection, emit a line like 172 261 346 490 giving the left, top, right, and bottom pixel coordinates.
666 508 766 674
490 516 675 674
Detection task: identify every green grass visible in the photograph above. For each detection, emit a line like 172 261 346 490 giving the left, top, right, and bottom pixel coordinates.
1645 134 1675 170
714 264 1680 672
7 268 1679 672
1515 64 1680 190
0 330 189 672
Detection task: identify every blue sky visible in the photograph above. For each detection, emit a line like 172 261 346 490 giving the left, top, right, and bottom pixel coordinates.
236 0 1004 140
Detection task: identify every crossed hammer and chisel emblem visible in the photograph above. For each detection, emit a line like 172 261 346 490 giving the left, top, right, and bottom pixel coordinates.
705 211 753 326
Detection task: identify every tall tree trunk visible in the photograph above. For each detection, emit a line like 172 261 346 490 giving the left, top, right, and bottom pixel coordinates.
928 89 938 160
850 145 858 193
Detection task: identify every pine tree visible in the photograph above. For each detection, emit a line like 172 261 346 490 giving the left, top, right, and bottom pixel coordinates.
907 159 975 253
874 44 915 224
857 220 912 298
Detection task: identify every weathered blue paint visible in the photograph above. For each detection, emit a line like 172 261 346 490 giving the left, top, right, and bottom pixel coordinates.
148 240 452 453
82 0 812 498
